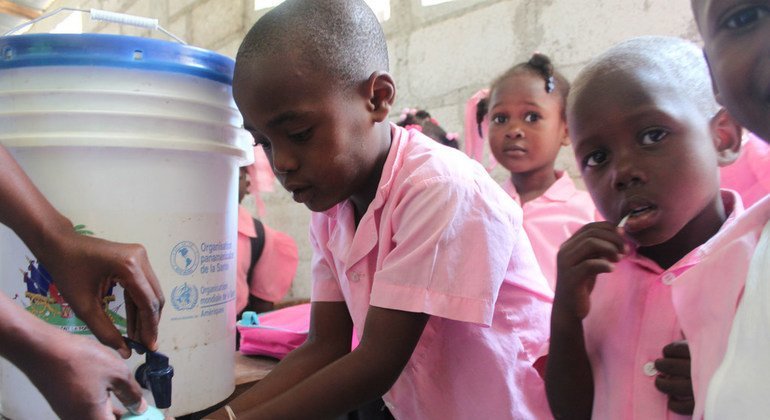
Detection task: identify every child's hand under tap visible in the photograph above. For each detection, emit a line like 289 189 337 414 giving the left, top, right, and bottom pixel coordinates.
554 220 627 320
655 340 694 415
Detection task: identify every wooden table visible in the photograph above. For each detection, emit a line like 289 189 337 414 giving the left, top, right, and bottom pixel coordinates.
235 352 279 386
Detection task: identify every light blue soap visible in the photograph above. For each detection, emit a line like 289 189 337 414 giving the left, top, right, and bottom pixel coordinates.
121 405 165 420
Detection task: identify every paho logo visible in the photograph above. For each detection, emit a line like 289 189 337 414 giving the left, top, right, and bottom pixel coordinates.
170 241 199 275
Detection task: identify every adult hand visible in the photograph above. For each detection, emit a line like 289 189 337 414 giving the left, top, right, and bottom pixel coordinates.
0 294 148 420
0 145 163 355
29 326 147 419
41 229 164 357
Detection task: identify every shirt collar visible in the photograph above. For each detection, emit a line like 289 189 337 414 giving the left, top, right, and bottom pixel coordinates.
697 189 744 257
541 171 577 202
504 171 576 205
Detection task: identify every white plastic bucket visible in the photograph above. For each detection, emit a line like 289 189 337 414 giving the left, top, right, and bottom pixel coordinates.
0 33 250 418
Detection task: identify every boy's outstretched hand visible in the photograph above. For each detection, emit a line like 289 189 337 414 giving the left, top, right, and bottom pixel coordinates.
554 221 626 319
655 340 694 415
41 229 165 358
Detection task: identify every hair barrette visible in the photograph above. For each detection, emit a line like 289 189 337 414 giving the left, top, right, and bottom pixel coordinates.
546 76 555 93
399 108 417 122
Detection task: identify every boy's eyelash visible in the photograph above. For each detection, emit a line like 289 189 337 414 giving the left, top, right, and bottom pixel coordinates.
289 128 313 141
254 136 271 149
639 128 669 145
720 5 769 30
582 150 608 168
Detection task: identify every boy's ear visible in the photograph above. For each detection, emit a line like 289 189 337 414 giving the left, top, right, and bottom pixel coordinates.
365 71 396 123
711 108 743 167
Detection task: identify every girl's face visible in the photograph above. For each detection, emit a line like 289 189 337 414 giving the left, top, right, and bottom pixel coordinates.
487 73 569 176
570 69 727 253
694 0 770 140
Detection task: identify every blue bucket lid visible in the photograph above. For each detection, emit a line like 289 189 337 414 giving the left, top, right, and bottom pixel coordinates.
0 33 234 85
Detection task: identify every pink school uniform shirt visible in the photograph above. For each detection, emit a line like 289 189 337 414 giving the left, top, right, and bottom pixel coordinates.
236 205 299 313
678 194 770 418
311 124 554 419
583 191 745 419
503 172 598 289
720 132 770 208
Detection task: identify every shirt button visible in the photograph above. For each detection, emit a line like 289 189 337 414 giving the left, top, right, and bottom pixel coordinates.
349 272 360 282
661 272 676 285
643 361 658 376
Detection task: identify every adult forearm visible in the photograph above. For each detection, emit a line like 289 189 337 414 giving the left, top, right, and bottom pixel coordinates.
0 146 72 257
545 309 594 420
0 294 54 373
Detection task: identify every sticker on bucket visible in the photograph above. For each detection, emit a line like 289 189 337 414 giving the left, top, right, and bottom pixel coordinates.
13 224 126 334
199 282 235 317
170 241 199 275
169 280 234 320
199 240 234 275
170 282 198 311
168 239 235 321
169 240 235 275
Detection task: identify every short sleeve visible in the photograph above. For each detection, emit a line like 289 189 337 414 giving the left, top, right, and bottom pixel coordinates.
371 176 517 326
309 215 345 302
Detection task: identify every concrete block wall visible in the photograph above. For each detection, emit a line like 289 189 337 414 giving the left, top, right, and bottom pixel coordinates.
30 0 701 300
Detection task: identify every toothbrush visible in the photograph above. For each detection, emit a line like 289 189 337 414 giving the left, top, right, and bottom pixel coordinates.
617 213 631 229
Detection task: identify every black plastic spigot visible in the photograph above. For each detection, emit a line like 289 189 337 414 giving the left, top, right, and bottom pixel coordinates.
124 338 174 409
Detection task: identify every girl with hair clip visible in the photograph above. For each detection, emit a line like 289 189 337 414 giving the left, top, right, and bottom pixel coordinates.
485 53 598 288
396 108 460 149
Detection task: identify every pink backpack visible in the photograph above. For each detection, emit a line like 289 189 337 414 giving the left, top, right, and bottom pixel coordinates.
237 303 360 359
237 303 311 359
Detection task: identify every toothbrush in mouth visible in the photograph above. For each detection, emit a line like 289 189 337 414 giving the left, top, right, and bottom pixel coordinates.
617 213 631 229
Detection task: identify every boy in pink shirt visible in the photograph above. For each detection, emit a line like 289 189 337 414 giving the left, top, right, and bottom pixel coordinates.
211 1 554 418
235 167 298 314
690 0 770 416
545 36 744 419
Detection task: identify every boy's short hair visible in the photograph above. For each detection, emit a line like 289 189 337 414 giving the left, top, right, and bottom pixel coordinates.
237 0 389 88
568 36 718 119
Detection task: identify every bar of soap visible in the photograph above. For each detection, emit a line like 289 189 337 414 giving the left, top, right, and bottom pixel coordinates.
121 405 165 420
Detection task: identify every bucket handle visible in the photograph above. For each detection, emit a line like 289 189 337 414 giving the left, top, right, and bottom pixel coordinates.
3 7 186 44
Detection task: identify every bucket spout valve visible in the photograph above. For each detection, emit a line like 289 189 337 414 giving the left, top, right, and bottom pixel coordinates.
124 338 174 409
